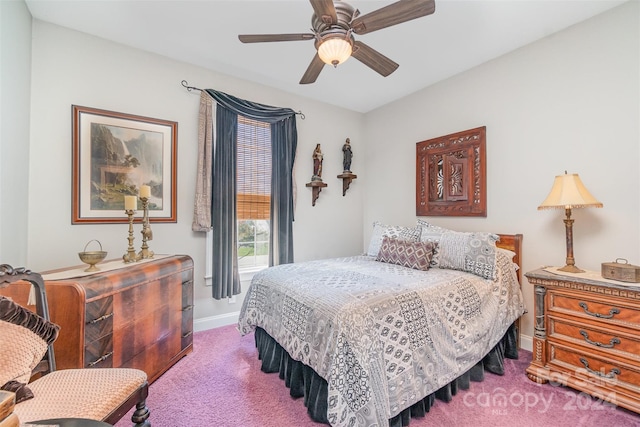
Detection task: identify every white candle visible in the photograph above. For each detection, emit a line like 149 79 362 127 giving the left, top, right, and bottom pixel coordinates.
124 195 137 211
140 185 151 198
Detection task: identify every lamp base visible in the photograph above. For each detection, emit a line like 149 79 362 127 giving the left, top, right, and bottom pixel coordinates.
558 264 585 274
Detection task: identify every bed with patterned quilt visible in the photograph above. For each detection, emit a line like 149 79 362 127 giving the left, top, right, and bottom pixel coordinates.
238 221 526 427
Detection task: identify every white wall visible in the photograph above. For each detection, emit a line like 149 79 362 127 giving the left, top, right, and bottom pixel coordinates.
26 20 364 324
0 0 32 265
4 1 638 338
363 1 639 343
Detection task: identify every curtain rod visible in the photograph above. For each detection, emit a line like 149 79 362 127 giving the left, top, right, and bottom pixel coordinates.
181 80 305 119
181 80 203 92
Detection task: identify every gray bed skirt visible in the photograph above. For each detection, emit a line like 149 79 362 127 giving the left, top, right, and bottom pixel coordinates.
254 323 519 427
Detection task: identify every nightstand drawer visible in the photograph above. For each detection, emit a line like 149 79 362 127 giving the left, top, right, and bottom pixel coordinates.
549 316 640 361
548 289 640 329
549 342 640 390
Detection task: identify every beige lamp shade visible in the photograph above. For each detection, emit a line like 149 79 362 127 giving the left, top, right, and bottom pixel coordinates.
538 173 603 210
318 37 352 66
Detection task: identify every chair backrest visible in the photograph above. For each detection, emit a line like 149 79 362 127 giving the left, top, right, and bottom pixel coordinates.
0 264 57 374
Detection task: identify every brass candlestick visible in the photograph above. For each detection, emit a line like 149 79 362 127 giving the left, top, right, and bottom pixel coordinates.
138 196 154 260
123 209 141 263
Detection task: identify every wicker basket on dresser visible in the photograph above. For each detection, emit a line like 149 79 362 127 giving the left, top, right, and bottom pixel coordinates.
525 268 640 414
43 255 194 384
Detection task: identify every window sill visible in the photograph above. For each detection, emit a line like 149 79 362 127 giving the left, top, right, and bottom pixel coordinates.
239 265 268 282
204 265 267 286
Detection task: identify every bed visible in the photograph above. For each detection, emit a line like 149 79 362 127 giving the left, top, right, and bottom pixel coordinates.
238 225 525 427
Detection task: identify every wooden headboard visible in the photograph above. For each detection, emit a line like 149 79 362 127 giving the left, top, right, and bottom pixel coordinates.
496 233 524 348
497 233 523 286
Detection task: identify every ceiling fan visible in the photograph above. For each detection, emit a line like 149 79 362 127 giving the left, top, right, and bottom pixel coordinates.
238 0 436 84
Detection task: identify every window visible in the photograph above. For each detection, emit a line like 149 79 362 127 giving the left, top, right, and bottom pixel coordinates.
205 115 272 286
236 116 271 270
237 219 269 269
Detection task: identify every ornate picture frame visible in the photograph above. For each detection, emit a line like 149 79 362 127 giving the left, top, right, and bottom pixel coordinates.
72 105 178 224
416 126 486 217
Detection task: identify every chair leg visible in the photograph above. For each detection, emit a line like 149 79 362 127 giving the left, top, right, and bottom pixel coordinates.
132 400 150 427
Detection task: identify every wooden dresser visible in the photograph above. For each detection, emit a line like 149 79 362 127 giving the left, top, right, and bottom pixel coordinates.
525 268 640 413
43 255 194 384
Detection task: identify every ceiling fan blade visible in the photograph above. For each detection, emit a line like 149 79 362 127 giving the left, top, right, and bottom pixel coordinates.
300 54 325 84
239 33 315 43
309 0 338 25
351 41 399 77
351 0 435 35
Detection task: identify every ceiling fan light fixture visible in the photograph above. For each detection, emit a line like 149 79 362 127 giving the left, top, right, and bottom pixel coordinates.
318 36 352 67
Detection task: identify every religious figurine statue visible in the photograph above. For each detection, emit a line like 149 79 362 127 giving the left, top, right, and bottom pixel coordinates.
342 138 353 172
312 143 323 181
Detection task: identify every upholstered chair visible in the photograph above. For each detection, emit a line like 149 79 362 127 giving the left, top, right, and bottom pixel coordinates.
0 264 150 426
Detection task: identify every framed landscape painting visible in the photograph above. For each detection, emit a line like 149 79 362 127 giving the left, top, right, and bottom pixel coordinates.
72 105 177 224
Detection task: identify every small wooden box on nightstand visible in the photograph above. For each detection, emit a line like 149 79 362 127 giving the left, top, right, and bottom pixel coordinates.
602 259 640 283
525 267 640 414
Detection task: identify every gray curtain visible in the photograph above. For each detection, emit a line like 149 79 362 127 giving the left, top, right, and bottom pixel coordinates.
211 104 240 299
202 89 298 299
269 117 297 265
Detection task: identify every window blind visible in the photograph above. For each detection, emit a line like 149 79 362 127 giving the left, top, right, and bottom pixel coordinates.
237 116 271 220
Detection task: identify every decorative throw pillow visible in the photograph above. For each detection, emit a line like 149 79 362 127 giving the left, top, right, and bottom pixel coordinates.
416 219 454 267
437 231 500 280
367 222 422 257
0 296 60 403
376 236 435 271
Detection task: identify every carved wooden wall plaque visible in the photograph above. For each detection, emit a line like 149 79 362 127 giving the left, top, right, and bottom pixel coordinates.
416 126 486 217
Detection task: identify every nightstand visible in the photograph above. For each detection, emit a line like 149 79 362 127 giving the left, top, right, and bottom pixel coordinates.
525 268 640 414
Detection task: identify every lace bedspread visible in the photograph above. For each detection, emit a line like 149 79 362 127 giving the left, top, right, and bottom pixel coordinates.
238 250 525 427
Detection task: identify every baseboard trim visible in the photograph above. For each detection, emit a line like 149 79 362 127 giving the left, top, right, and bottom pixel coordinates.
520 333 532 352
194 311 240 332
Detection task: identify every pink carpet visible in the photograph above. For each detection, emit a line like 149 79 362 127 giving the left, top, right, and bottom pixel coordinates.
115 325 640 427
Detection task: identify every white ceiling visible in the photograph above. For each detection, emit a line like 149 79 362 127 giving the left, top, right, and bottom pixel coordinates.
24 0 627 113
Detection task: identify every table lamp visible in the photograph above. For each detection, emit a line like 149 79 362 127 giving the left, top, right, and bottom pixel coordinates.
538 172 603 273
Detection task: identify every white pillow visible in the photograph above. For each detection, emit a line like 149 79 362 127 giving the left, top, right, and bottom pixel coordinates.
366 221 421 257
437 230 500 280
416 219 452 267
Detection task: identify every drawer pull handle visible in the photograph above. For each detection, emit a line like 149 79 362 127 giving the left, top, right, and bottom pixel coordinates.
579 330 621 349
182 331 193 338
182 304 194 312
88 351 113 367
579 357 620 379
87 312 114 324
578 302 620 319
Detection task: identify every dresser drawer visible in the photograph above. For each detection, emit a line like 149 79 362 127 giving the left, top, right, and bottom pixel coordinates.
181 279 194 349
549 316 640 361
85 334 114 368
548 289 640 329
85 297 114 343
549 342 640 390
114 309 182 372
